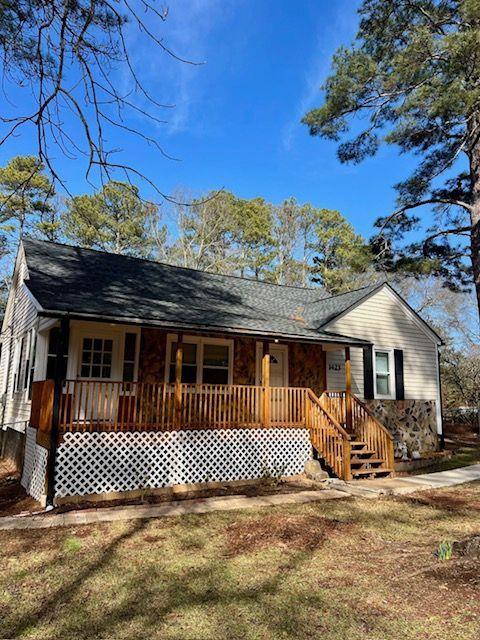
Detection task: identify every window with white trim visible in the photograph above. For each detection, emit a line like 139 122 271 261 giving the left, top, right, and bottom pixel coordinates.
166 336 232 385
374 348 395 399
13 335 26 393
80 337 113 379
202 343 230 384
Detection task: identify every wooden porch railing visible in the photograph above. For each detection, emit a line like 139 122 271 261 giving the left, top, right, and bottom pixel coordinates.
54 380 309 432
30 380 393 481
321 390 395 472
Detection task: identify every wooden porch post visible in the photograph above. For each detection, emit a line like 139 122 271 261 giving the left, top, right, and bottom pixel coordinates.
46 317 70 506
173 333 183 428
345 346 353 431
262 341 270 427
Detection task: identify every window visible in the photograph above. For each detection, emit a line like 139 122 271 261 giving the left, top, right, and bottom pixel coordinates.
46 327 68 380
166 336 232 385
13 336 25 392
80 337 113 379
202 343 229 384
169 342 198 383
374 348 395 399
122 333 137 382
27 330 37 399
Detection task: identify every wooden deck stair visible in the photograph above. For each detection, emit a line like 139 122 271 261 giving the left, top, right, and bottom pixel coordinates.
306 390 395 481
349 441 393 478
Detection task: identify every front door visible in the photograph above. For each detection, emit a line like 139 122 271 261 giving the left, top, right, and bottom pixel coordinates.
256 343 288 387
256 343 289 423
269 346 288 387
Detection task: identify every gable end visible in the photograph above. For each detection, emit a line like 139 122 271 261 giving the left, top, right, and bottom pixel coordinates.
322 283 442 346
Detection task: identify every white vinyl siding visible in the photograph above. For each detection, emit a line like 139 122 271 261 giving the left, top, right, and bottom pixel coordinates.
0 248 40 432
324 287 439 401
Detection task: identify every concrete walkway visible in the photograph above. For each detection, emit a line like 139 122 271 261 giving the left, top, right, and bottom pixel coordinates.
339 463 480 497
2 464 480 531
0 489 347 531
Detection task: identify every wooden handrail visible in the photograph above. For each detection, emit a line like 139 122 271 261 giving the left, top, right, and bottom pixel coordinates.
349 393 394 441
306 390 352 480
348 392 395 473
321 389 395 474
54 380 310 433
307 390 351 440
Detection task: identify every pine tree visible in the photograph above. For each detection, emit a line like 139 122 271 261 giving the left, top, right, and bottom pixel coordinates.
309 208 372 294
64 181 157 257
302 0 480 317
0 155 58 243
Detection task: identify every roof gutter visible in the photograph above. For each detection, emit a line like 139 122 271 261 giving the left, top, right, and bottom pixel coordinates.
38 309 372 347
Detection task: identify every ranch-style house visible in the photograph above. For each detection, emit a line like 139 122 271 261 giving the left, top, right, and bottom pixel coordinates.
0 238 443 505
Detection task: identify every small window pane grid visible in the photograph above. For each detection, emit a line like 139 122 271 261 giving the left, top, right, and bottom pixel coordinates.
80 338 113 379
375 350 391 397
168 340 230 385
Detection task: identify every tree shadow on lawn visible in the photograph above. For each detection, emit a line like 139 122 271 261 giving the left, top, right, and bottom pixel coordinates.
3 517 319 639
35 527 387 640
1 511 384 640
4 493 480 639
3 519 151 638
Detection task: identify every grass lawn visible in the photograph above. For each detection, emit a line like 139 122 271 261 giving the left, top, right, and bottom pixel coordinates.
430 433 480 472
1 484 480 639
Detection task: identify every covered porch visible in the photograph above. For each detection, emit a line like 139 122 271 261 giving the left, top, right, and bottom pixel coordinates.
24 316 393 508
31 316 367 432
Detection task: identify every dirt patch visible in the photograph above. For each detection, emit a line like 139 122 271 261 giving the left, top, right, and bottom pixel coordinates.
425 559 480 591
453 535 480 559
224 514 352 555
0 460 40 516
53 477 319 514
397 488 480 512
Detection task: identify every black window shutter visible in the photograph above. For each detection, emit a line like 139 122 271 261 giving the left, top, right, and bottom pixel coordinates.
394 349 405 400
363 346 374 399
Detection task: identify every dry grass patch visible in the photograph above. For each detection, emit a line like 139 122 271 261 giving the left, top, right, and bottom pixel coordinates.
1 482 480 639
224 513 352 555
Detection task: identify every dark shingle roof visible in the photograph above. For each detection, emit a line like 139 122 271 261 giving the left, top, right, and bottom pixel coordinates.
22 238 381 344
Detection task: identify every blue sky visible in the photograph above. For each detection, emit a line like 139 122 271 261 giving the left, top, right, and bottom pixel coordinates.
0 0 423 239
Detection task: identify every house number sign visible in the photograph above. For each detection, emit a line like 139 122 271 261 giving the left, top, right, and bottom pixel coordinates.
328 363 342 371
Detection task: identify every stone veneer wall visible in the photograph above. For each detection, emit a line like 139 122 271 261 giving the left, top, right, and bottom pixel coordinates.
137 328 325 393
232 336 256 385
364 399 438 457
288 343 325 396
138 328 167 383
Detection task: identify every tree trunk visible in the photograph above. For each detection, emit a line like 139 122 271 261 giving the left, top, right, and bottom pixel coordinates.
469 129 480 320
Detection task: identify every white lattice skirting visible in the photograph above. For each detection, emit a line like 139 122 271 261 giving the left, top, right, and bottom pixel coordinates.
21 426 48 504
54 428 312 498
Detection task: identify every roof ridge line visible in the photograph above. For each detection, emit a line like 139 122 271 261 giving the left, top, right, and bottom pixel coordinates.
304 281 384 306
22 237 325 293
